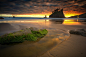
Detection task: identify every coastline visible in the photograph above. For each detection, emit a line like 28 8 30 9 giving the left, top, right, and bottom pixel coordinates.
0 20 86 57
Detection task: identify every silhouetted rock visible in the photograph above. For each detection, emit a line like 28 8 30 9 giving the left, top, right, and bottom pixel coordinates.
49 8 65 18
69 29 86 37
69 13 86 18
44 15 47 18
0 17 4 19
79 13 86 18
13 16 15 18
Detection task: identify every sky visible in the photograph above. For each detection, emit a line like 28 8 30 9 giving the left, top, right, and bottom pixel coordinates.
0 0 86 17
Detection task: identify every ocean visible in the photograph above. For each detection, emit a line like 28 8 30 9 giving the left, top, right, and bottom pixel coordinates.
0 17 86 22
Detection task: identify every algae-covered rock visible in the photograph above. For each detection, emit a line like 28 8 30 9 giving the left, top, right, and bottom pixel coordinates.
0 27 48 45
13 28 32 36
29 27 39 31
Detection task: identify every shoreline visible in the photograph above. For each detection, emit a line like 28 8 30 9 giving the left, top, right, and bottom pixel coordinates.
0 21 86 57
40 34 86 57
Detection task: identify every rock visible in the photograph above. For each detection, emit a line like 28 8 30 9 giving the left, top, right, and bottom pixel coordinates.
69 29 86 37
49 8 65 18
0 17 4 19
13 28 32 36
13 16 15 18
69 13 86 18
22 28 32 35
44 15 47 18
29 27 39 31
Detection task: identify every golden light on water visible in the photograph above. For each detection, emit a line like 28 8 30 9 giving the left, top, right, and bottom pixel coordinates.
63 19 82 25
46 20 49 21
64 20 74 22
0 20 48 23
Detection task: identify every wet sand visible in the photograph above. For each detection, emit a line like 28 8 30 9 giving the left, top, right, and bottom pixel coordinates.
40 34 86 57
0 20 86 57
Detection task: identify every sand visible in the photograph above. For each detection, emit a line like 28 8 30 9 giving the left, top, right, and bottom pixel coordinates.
0 23 16 32
0 20 86 57
40 34 86 57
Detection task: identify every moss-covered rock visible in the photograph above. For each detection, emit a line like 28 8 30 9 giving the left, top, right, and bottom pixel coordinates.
0 27 48 45
29 27 39 31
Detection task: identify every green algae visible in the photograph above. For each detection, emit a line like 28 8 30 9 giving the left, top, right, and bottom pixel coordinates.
0 29 48 45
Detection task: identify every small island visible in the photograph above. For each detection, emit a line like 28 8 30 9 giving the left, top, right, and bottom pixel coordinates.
13 16 15 18
0 17 4 19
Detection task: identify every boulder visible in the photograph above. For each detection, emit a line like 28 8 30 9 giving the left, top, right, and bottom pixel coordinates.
0 17 4 19
69 29 86 37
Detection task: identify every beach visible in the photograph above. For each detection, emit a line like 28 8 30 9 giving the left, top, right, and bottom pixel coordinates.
0 19 86 57
40 34 86 57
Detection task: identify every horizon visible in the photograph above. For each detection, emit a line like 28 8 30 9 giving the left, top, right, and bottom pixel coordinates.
0 12 84 18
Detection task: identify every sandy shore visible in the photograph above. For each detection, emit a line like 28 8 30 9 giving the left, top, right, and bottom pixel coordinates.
0 20 86 57
40 34 86 57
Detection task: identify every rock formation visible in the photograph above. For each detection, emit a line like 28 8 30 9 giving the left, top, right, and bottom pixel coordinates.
13 16 15 18
44 15 47 18
0 17 4 19
0 27 48 44
49 8 65 18
69 13 86 18
69 29 86 37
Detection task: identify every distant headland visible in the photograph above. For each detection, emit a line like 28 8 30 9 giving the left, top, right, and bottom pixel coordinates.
49 8 65 18
69 13 86 18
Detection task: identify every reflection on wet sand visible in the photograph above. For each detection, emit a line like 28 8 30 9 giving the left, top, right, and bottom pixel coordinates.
0 19 84 25
0 29 70 57
63 19 82 25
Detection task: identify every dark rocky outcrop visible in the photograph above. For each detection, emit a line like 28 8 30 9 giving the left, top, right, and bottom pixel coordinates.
69 29 86 37
49 8 65 18
79 13 86 18
13 16 15 18
44 15 47 18
0 17 4 19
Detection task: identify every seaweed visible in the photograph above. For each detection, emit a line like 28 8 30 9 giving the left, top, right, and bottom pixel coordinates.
0 29 48 45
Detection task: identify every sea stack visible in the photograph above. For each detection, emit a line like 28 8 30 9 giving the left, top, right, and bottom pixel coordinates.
13 16 15 18
49 8 65 18
44 15 47 18
0 17 4 19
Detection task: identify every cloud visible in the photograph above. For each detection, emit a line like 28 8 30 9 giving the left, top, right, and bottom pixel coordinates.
0 0 86 14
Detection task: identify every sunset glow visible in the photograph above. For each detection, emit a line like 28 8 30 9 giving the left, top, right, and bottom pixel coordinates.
0 12 83 18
